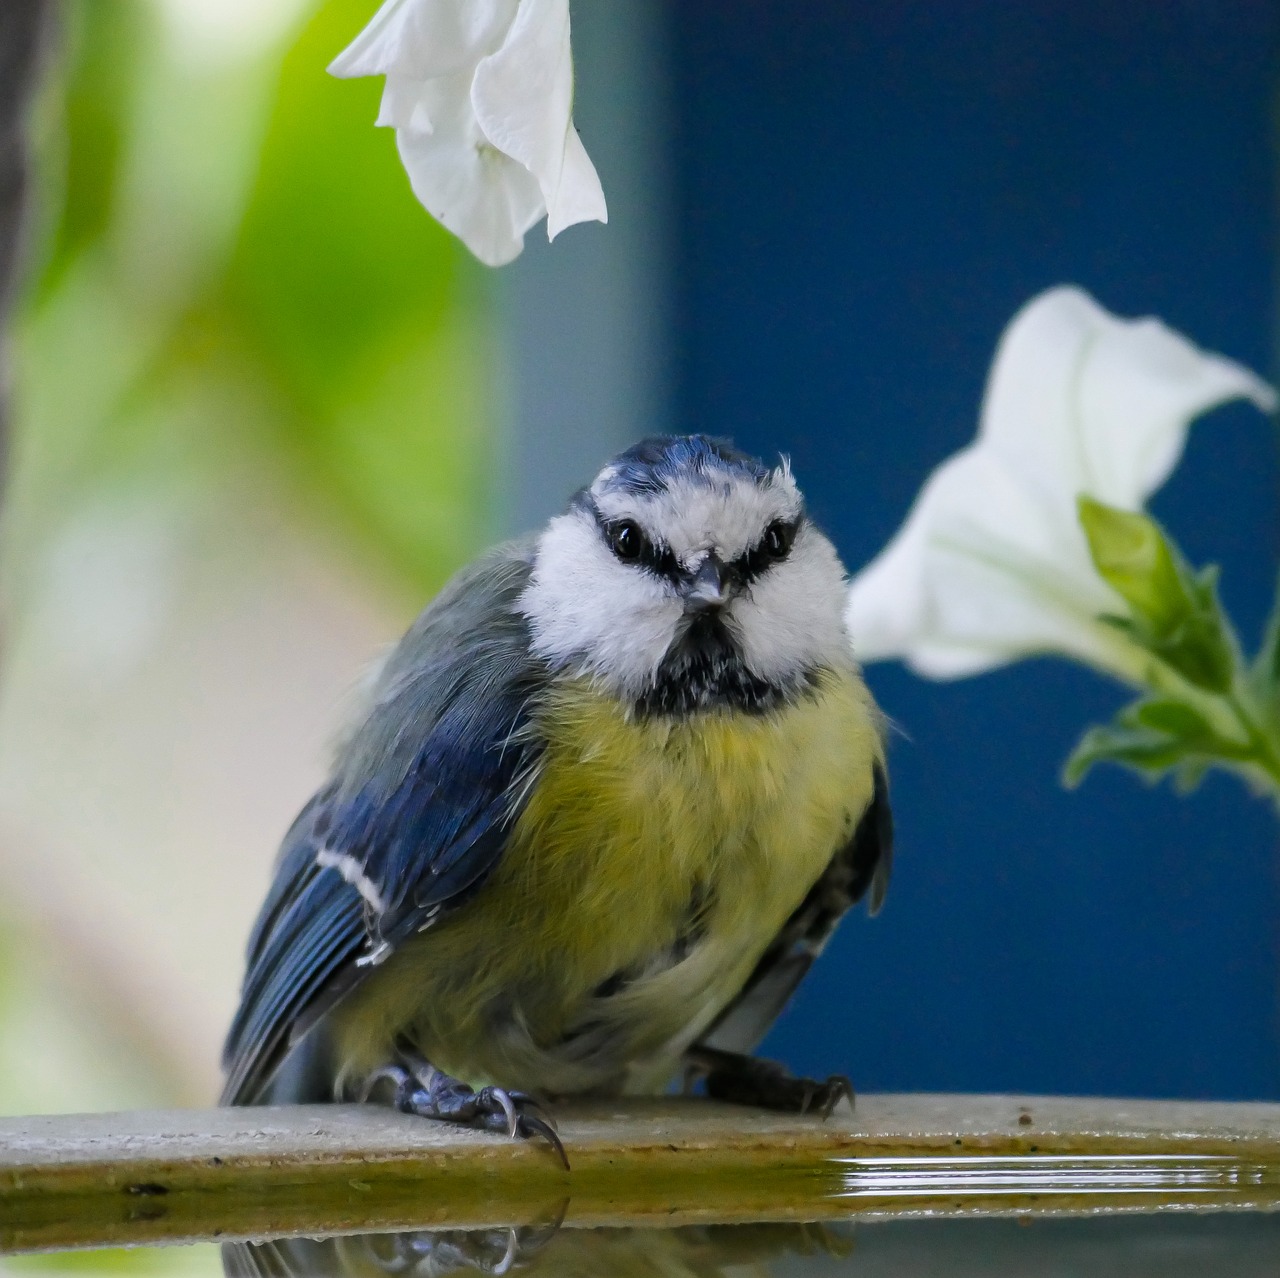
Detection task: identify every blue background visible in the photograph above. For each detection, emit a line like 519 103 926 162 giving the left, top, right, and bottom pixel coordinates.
667 1 1280 1098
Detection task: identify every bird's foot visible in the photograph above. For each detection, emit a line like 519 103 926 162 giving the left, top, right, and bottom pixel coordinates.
360 1047 567 1168
358 1202 566 1276
225 1204 567 1278
685 1046 853 1118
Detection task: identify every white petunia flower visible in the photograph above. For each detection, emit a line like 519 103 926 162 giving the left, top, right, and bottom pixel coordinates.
330 0 607 266
845 286 1276 682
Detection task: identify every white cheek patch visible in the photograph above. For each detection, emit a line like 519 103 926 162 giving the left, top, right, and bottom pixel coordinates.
519 511 683 696
730 526 853 682
593 470 802 566
523 467 854 701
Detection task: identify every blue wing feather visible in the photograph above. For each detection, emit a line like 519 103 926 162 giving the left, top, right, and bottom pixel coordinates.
221 865 365 1104
221 543 543 1104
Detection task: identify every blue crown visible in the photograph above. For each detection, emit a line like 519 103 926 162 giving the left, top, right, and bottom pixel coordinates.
599 435 774 497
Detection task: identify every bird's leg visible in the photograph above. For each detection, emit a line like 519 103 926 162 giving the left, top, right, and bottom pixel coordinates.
684 1045 853 1118
359 1040 568 1168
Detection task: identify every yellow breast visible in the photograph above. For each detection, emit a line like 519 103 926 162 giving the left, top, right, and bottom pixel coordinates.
335 667 882 1095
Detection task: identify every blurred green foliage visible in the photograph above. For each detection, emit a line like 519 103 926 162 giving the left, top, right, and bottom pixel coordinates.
5 1245 217 1273
224 0 497 585
37 0 141 285
0 0 500 1208
16 0 496 601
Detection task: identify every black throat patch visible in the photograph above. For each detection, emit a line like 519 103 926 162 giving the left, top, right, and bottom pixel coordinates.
634 613 817 717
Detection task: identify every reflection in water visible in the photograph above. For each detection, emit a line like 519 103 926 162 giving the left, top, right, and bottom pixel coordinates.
219 1212 1280 1277
209 1152 1280 1277
223 1221 853 1277
832 1153 1275 1199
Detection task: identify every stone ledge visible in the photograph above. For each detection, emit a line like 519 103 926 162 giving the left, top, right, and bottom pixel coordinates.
4 1094 1280 1252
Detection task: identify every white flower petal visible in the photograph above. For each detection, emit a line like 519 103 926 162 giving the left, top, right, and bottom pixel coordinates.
981 286 1277 512
328 0 410 76
471 0 606 240
376 75 434 133
977 287 1108 500
847 285 1276 683
843 496 931 665
329 0 519 81
547 123 608 239
847 447 1116 678
1074 311 1276 508
393 71 545 266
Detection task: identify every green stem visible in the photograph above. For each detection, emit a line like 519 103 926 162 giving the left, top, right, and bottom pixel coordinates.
1098 622 1280 801
1223 689 1280 792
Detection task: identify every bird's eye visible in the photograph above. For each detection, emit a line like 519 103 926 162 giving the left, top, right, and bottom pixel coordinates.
763 520 795 560
608 519 647 562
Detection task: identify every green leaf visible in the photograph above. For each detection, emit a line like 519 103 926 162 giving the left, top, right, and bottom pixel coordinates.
1249 570 1280 711
1159 570 1236 693
1063 696 1249 789
1077 497 1236 693
1077 497 1186 632
1063 720 1188 788
1172 758 1210 796
1128 698 1217 739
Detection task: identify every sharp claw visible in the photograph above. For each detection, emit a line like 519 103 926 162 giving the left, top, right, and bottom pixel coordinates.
491 1088 520 1139
508 1091 558 1134
520 1113 570 1170
694 1048 859 1118
821 1076 853 1119
492 1228 519 1276
362 1055 568 1166
541 1196 570 1234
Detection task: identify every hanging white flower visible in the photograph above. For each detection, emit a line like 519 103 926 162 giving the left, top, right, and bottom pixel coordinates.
844 286 1276 683
330 0 607 267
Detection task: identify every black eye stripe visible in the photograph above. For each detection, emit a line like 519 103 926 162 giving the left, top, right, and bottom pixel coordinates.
733 518 800 582
590 503 800 584
636 537 682 578
593 506 681 578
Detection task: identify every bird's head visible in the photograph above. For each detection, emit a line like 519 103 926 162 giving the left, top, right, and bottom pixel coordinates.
519 435 853 713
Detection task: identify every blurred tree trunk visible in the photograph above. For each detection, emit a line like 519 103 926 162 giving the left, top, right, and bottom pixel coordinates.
0 0 50 497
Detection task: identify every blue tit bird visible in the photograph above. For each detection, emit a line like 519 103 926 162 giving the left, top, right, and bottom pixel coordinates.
220 435 892 1158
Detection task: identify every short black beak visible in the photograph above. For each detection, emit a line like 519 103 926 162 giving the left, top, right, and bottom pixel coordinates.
682 555 736 611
